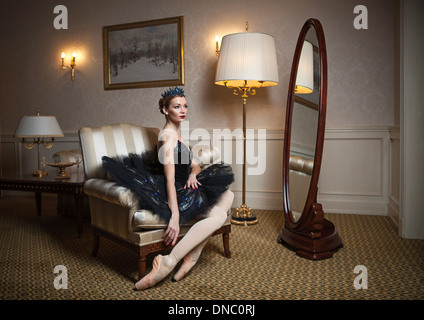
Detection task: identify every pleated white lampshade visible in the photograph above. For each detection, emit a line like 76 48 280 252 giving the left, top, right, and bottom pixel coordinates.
215 32 279 88
295 41 314 94
15 113 64 138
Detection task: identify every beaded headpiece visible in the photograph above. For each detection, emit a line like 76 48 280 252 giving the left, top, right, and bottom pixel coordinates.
161 87 185 99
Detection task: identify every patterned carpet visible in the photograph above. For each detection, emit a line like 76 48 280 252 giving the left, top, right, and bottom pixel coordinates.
1 195 423 301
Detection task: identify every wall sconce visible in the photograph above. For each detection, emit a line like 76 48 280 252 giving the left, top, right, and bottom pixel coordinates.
61 51 76 80
215 36 220 56
216 22 251 56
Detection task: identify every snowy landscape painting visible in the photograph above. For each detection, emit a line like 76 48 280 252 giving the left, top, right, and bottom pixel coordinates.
103 17 184 90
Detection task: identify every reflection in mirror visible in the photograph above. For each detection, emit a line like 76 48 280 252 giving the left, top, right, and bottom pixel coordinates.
295 41 314 94
289 28 319 222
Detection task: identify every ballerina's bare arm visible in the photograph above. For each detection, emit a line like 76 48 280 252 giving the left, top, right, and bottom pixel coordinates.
159 132 180 246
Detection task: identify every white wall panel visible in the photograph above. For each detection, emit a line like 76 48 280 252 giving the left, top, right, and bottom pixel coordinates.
318 128 390 215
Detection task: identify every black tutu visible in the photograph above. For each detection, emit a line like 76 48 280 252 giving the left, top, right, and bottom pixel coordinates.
101 141 234 224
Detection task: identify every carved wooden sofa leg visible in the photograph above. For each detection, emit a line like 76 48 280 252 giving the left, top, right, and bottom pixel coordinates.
212 224 232 258
138 252 147 279
92 231 100 257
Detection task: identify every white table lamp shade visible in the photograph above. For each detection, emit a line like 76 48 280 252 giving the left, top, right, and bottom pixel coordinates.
295 41 314 94
215 32 279 87
15 115 64 138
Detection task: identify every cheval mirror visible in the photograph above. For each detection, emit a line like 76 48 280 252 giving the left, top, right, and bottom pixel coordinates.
277 18 342 259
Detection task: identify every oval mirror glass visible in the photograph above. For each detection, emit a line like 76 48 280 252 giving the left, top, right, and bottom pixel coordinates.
288 28 320 222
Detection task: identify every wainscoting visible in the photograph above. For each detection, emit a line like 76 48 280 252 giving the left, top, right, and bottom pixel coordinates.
319 127 394 216
1 126 398 221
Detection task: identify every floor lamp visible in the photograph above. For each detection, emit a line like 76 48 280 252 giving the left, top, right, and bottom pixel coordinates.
215 29 279 225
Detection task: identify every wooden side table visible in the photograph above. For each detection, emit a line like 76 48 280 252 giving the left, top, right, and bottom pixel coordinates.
0 173 86 235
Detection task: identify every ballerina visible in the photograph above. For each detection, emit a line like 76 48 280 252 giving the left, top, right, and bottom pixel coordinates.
102 87 234 290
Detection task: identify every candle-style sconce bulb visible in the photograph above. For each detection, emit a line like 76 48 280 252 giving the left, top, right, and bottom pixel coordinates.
71 51 76 67
215 36 220 56
60 51 76 80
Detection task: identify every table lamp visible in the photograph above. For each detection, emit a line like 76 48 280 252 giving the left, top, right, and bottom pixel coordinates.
15 109 64 177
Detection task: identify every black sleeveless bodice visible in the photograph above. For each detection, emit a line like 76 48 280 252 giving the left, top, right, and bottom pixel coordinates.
174 141 192 186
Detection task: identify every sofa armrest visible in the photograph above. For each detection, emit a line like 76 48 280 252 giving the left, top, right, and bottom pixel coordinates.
84 178 139 210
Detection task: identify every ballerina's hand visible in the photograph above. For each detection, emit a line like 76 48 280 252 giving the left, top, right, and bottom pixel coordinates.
184 173 202 189
163 214 180 246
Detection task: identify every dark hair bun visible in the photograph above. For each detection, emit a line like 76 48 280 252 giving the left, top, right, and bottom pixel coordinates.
158 98 165 114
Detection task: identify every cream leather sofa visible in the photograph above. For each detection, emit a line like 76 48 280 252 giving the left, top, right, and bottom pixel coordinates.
78 124 231 279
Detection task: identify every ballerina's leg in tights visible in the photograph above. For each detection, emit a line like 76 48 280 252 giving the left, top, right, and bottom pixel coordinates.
135 189 233 290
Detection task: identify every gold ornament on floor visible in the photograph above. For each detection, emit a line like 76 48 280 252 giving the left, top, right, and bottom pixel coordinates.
231 204 258 226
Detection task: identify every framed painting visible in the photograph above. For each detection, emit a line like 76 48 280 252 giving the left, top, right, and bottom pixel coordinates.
103 16 184 90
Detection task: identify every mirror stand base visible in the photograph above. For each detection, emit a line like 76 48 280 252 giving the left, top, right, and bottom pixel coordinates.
277 221 343 260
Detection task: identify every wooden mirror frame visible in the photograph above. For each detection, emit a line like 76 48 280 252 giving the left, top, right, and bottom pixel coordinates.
278 18 342 260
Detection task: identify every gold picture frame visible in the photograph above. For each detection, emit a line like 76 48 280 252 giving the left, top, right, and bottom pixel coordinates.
103 16 184 90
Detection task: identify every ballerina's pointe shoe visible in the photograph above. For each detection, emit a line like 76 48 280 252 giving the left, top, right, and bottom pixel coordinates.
135 254 175 290
172 254 198 282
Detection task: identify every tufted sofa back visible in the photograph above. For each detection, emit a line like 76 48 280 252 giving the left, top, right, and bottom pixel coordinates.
79 124 160 179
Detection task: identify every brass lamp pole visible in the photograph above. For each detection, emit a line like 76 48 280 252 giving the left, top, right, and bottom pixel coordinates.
224 82 263 225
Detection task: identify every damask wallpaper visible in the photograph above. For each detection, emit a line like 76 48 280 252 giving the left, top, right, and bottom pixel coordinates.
1 0 395 135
